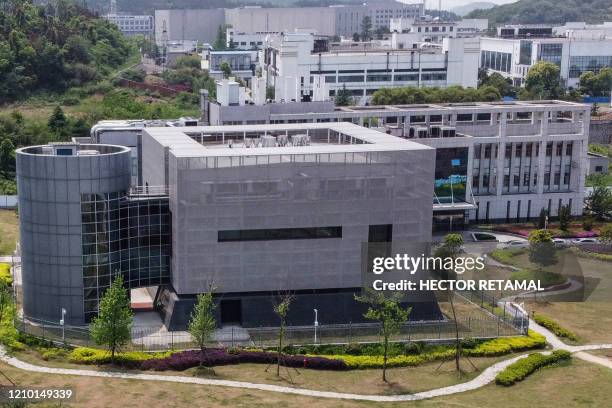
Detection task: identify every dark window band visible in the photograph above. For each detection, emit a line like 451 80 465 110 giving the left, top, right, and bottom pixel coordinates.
218 226 342 242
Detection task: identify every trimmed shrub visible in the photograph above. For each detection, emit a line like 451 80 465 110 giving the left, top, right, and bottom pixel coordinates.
495 350 571 386
0 263 12 286
464 331 546 357
140 349 347 371
320 350 456 369
533 314 579 342
69 347 171 368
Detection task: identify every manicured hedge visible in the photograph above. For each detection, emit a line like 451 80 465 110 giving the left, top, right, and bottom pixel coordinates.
69 347 171 368
495 350 571 386
307 331 546 369
533 314 579 342
318 350 456 369
140 349 348 371
0 263 12 286
463 330 546 357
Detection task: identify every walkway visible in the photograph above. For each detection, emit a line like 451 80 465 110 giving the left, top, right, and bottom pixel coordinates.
1 324 611 402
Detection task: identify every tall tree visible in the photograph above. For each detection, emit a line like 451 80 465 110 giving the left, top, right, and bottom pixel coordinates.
360 16 372 41
558 204 571 231
335 83 352 106
90 275 133 363
189 291 217 369
213 25 227 50
522 61 563 100
355 290 411 382
586 186 612 220
47 106 68 134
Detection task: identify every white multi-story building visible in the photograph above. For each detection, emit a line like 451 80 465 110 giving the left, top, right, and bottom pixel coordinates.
105 14 154 37
480 36 612 88
208 99 590 227
202 50 256 81
227 29 280 50
261 32 479 104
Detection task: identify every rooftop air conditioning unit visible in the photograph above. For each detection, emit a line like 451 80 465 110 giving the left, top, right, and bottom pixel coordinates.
261 135 276 147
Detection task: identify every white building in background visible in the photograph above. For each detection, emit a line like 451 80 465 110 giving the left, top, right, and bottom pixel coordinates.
207 99 590 226
480 36 612 88
389 16 488 46
227 29 280 50
261 32 479 104
105 14 154 37
553 22 612 39
202 50 257 81
155 1 424 45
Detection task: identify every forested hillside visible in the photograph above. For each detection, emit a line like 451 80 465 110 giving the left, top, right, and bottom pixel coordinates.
0 0 132 103
466 0 612 25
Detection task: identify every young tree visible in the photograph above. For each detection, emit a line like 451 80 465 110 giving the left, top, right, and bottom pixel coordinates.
586 186 612 220
335 83 352 106
355 290 411 382
189 292 217 369
434 233 465 372
536 208 548 229
600 223 612 244
352 32 360 42
360 16 372 41
558 204 571 231
48 106 67 134
90 275 133 364
219 62 232 79
273 292 293 377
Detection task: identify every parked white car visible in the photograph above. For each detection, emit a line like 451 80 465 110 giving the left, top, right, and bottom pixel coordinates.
552 238 568 247
497 240 529 249
571 237 598 245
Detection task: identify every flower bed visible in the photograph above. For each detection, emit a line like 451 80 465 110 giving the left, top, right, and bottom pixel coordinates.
493 224 599 239
140 349 348 371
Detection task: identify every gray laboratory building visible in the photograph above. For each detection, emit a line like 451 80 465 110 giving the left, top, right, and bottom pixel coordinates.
17 123 441 329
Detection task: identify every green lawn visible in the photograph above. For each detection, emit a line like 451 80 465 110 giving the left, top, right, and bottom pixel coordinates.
1 358 611 407
0 209 19 255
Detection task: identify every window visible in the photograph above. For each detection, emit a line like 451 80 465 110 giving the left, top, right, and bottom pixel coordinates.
526 143 533 156
456 114 473 122
566 142 573 156
595 165 603 172
515 143 522 157
218 226 342 242
368 225 392 242
476 113 491 121
546 142 553 156
556 143 563 156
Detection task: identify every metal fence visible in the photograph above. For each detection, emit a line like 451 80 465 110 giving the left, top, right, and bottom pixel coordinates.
14 291 527 352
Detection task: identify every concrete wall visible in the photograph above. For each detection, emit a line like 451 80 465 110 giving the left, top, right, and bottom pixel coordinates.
166 148 434 296
589 119 612 144
16 145 131 325
155 9 225 44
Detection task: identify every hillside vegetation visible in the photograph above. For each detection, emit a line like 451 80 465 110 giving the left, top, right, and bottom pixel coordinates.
466 0 612 25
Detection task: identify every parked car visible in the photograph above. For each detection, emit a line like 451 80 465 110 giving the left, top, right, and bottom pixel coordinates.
552 238 568 247
571 237 598 245
497 240 529 249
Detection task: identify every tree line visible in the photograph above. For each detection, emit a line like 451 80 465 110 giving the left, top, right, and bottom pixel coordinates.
0 0 133 104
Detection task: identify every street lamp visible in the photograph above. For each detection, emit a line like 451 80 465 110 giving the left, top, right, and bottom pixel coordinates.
60 308 66 343
313 308 319 344
544 215 549 230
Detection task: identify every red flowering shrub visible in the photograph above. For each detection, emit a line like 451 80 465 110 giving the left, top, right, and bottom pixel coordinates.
140 349 348 371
